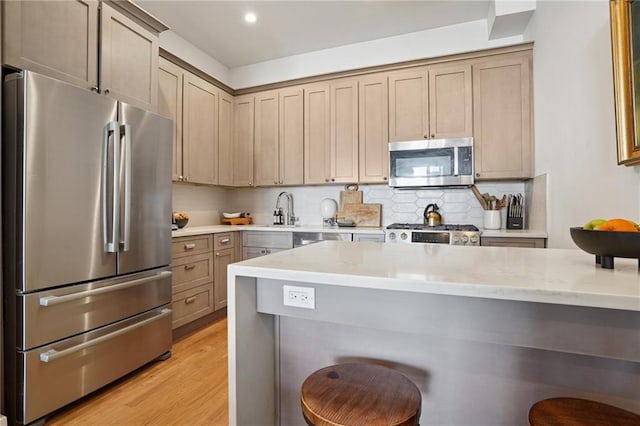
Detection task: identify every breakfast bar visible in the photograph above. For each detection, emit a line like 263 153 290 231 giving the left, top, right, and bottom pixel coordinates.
227 242 640 425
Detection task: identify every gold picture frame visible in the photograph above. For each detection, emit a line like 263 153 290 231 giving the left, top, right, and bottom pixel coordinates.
610 0 640 165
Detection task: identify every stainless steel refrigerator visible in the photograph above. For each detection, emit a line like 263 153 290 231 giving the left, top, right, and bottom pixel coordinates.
2 71 173 425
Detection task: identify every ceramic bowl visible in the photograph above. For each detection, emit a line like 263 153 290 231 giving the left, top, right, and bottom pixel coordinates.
569 227 640 268
223 212 242 218
175 218 188 229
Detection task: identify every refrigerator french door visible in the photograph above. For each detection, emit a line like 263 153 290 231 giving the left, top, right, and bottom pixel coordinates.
2 71 173 425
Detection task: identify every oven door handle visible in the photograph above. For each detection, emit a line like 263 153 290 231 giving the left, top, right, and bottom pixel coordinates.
38 271 172 307
39 308 172 363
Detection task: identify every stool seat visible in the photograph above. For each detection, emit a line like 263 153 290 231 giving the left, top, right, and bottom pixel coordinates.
529 397 640 426
300 363 421 426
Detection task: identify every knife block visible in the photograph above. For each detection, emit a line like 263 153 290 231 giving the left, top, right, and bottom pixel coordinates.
507 216 523 229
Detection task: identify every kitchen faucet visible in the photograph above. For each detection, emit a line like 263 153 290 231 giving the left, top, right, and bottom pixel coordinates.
275 191 297 226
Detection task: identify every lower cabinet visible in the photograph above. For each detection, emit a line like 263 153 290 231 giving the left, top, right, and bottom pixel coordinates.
171 233 238 329
242 231 293 260
480 237 546 248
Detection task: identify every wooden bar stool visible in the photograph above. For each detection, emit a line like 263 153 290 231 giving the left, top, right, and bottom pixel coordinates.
529 397 640 425
300 363 421 426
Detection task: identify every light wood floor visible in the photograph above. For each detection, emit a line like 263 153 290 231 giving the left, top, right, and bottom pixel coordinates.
46 318 228 425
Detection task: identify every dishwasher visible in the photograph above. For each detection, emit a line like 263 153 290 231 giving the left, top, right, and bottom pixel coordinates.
293 232 353 247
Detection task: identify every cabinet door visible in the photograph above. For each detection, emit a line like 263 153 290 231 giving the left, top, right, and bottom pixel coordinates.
359 74 389 183
158 57 184 181
100 3 158 111
233 95 255 187
279 88 304 185
388 68 429 141
428 63 472 139
473 54 532 180
254 91 279 186
182 72 219 185
214 248 234 310
3 0 99 90
330 79 359 183
304 84 331 184
218 91 234 186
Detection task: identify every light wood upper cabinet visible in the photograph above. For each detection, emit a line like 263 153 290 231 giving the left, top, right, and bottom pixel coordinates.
279 88 304 185
330 79 359 183
388 63 472 141
3 1 163 111
359 74 389 183
218 92 235 186
233 95 255 187
158 57 184 181
388 68 429 142
428 63 473 139
182 73 219 185
472 53 532 180
3 0 99 90
100 3 158 111
254 91 279 186
254 88 304 186
304 81 358 184
304 84 331 184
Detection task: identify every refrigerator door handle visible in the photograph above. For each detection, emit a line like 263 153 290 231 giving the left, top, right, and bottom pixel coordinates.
120 123 132 252
39 308 172 362
38 270 172 306
102 121 120 253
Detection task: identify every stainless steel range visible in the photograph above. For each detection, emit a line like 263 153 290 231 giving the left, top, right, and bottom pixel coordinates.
385 223 480 246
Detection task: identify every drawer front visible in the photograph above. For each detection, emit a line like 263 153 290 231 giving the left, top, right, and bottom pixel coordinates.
21 307 172 424
172 235 212 258
171 284 214 329
353 233 385 242
214 232 235 251
171 253 213 294
22 268 172 350
242 231 293 249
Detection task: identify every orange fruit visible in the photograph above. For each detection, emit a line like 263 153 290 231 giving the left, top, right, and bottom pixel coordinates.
594 218 639 232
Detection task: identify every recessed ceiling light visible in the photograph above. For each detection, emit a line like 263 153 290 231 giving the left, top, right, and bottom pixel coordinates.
244 12 257 23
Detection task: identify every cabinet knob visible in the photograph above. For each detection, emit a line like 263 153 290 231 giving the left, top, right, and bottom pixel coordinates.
215 252 220 256
476 173 480 177
248 181 252 186
179 175 184 181
431 134 435 138
274 180 278 185
331 178 335 182
90 86 99 92
424 134 429 139
383 177 388 181
104 88 110 94
279 180 283 184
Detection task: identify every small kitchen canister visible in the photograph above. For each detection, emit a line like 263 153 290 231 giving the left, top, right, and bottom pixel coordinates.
484 210 501 230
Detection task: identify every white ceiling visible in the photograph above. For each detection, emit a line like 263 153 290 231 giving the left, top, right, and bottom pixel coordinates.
135 1 492 68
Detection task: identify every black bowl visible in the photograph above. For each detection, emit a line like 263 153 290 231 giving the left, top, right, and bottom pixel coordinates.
569 227 640 269
175 218 188 229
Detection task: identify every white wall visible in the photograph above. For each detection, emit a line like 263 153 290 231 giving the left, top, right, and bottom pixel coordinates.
230 20 523 89
526 1 640 248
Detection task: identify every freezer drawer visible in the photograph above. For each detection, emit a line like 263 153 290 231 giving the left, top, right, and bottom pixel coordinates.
21 268 171 350
20 306 172 424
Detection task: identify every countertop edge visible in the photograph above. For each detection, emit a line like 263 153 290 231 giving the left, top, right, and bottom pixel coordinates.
172 224 385 237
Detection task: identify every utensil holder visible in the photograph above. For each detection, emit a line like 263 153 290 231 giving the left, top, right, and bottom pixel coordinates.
483 210 501 230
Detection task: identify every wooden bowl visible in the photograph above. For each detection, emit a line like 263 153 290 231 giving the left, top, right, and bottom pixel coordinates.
569 227 640 269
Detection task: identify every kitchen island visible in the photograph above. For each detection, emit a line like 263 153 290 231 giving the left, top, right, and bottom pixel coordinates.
227 242 640 425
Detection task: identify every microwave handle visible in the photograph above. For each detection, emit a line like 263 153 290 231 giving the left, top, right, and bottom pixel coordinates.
453 147 459 176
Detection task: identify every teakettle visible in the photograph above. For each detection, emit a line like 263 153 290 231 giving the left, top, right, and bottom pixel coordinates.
423 203 442 227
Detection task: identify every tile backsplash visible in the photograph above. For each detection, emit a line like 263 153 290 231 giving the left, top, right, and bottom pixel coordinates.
225 182 527 229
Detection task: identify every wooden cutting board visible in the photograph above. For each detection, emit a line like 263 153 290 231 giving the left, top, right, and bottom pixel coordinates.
336 203 382 227
339 184 363 210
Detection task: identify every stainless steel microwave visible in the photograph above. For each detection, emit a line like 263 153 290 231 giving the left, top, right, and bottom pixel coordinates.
388 137 474 187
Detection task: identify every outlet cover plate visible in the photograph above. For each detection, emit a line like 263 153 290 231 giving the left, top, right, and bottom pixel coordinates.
283 285 315 309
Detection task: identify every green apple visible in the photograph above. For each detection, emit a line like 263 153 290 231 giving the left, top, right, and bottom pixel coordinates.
583 218 606 230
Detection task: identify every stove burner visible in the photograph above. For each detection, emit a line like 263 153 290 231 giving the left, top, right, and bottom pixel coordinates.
386 223 479 232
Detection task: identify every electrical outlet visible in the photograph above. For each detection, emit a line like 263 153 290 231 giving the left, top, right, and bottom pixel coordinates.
283 285 315 309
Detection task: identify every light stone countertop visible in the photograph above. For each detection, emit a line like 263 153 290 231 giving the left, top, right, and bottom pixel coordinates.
171 224 385 238
229 241 640 311
172 224 547 238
